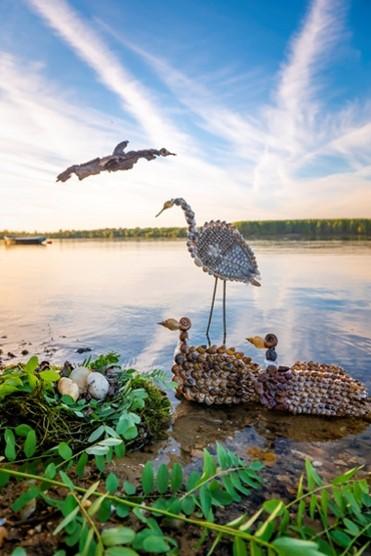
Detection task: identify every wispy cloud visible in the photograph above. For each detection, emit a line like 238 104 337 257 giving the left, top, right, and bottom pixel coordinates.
26 0 190 151
270 0 346 155
101 0 371 193
98 22 266 163
1 0 371 231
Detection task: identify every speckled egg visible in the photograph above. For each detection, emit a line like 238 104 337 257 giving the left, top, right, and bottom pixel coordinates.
87 372 109 400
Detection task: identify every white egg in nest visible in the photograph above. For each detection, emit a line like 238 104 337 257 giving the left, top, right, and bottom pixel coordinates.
58 377 80 401
87 372 110 400
70 366 91 393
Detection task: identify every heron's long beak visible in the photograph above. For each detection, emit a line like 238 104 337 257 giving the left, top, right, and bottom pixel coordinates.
157 321 166 326
155 208 165 218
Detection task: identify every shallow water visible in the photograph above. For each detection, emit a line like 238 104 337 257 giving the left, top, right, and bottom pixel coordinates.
0 239 370 485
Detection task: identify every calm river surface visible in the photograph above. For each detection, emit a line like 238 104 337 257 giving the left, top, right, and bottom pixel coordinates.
0 240 370 490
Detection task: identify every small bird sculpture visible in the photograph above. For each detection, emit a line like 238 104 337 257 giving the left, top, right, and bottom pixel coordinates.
156 198 260 345
159 317 260 405
247 334 369 417
57 140 175 182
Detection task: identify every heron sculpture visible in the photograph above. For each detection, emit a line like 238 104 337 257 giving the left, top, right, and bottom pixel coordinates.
156 198 260 345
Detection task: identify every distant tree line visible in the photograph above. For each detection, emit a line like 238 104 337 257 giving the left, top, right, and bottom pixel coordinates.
1 219 371 240
234 218 371 239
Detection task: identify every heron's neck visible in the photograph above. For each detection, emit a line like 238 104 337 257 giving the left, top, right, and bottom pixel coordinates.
174 198 197 236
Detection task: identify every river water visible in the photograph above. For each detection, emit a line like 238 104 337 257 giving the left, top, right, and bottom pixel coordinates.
0 239 370 491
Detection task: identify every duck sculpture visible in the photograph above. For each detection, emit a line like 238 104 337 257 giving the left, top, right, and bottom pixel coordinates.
160 317 369 418
159 317 260 405
247 335 369 418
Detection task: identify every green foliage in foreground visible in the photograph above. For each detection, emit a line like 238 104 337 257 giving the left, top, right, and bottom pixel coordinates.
2 218 371 240
0 355 171 464
1 450 370 555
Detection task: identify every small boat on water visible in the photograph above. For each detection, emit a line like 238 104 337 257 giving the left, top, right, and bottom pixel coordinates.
3 235 48 246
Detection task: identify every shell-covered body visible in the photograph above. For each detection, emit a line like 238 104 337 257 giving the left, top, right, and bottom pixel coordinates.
190 221 260 283
169 198 260 284
166 324 370 417
247 335 370 418
165 317 261 405
255 362 369 417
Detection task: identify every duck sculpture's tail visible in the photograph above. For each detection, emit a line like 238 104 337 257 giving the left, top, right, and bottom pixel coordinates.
159 317 260 405
247 335 369 417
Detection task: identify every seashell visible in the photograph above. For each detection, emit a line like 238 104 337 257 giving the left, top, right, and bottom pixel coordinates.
58 377 79 401
264 333 278 348
87 372 110 400
265 348 277 362
179 317 192 331
175 354 185 365
70 366 91 393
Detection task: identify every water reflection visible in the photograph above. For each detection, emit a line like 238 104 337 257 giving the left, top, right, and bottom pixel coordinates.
0 239 370 480
170 402 370 459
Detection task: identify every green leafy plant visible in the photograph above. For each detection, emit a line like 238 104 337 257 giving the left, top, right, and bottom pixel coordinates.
83 352 121 373
0 355 171 470
1 455 370 555
0 444 264 555
0 356 59 399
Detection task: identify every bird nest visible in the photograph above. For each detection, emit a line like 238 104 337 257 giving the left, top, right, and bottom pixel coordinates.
0 355 171 457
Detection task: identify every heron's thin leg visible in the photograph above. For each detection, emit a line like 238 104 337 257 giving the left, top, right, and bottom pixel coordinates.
206 277 218 346
222 280 227 345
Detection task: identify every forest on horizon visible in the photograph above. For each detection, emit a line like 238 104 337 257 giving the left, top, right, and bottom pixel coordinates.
1 218 371 240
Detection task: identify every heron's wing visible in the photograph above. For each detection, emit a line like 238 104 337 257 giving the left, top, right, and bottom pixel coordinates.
196 221 260 282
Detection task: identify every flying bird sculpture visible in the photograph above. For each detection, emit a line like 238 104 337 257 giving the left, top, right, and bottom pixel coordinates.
156 198 260 344
56 140 175 182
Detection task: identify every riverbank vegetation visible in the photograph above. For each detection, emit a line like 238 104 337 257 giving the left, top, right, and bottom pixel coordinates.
0 442 370 555
1 218 371 241
0 354 370 554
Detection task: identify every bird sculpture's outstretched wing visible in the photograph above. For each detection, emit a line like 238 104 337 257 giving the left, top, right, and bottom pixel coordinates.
56 141 176 182
195 221 260 284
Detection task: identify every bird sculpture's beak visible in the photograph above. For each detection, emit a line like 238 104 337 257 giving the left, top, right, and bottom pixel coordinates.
246 336 266 349
158 319 180 330
155 208 165 218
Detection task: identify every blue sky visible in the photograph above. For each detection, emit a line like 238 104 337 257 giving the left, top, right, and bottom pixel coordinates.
1 0 371 230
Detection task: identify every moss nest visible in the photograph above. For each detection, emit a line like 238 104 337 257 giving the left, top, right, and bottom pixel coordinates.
0 354 171 457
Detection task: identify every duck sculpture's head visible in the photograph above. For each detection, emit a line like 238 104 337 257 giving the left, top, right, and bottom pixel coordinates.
246 333 278 349
158 317 192 331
